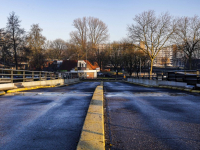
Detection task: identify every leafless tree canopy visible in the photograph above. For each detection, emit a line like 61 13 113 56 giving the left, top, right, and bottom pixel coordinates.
26 24 46 70
70 17 109 55
128 10 176 75
50 39 67 60
6 11 25 69
175 16 200 69
27 24 46 52
88 17 109 48
70 17 87 51
4 10 200 72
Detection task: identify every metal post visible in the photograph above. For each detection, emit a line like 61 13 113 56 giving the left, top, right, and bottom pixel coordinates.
39 71 41 81
45 72 47 80
32 71 34 81
11 70 13 83
23 70 25 82
51 73 53 80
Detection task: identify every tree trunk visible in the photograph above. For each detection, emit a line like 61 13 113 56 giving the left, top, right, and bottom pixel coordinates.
150 59 154 80
13 40 18 70
189 55 192 70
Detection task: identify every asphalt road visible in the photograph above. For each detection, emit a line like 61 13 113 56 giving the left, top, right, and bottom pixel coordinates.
104 82 200 150
0 82 100 150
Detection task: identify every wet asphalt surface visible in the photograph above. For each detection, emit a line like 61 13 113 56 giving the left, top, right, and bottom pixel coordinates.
0 82 100 150
104 82 200 150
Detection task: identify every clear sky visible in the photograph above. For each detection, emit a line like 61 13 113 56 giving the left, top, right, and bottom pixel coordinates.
0 0 200 42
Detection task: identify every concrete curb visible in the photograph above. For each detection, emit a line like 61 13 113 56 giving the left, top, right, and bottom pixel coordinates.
126 81 200 93
77 84 105 150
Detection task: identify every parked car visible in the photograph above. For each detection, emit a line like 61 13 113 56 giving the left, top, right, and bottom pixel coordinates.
97 72 104 76
13 75 23 78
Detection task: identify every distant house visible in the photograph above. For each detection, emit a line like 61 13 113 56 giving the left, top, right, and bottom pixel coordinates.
59 60 100 79
59 60 77 71
42 60 63 71
42 61 55 71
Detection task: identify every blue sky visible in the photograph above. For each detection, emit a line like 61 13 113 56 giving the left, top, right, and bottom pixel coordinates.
0 0 200 42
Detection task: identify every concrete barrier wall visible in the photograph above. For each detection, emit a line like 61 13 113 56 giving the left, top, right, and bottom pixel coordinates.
0 83 15 90
21 79 65 87
127 78 187 88
0 78 79 91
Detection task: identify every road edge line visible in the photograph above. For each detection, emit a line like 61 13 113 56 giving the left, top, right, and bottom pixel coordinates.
77 83 105 150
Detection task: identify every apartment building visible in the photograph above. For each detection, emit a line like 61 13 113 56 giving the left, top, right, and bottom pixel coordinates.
153 46 173 66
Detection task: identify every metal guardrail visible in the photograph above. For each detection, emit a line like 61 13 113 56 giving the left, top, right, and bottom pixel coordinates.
81 78 125 81
127 75 165 80
128 70 200 85
167 71 200 85
0 69 61 83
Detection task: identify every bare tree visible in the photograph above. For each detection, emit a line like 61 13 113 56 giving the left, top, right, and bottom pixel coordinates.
121 40 136 76
27 24 46 53
43 40 53 60
0 29 13 67
70 17 109 60
175 16 200 70
88 17 109 48
121 38 149 76
6 12 25 69
109 42 123 75
43 40 51 51
26 24 46 70
70 17 87 58
67 38 84 60
128 10 176 77
49 39 67 60
0 28 4 46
